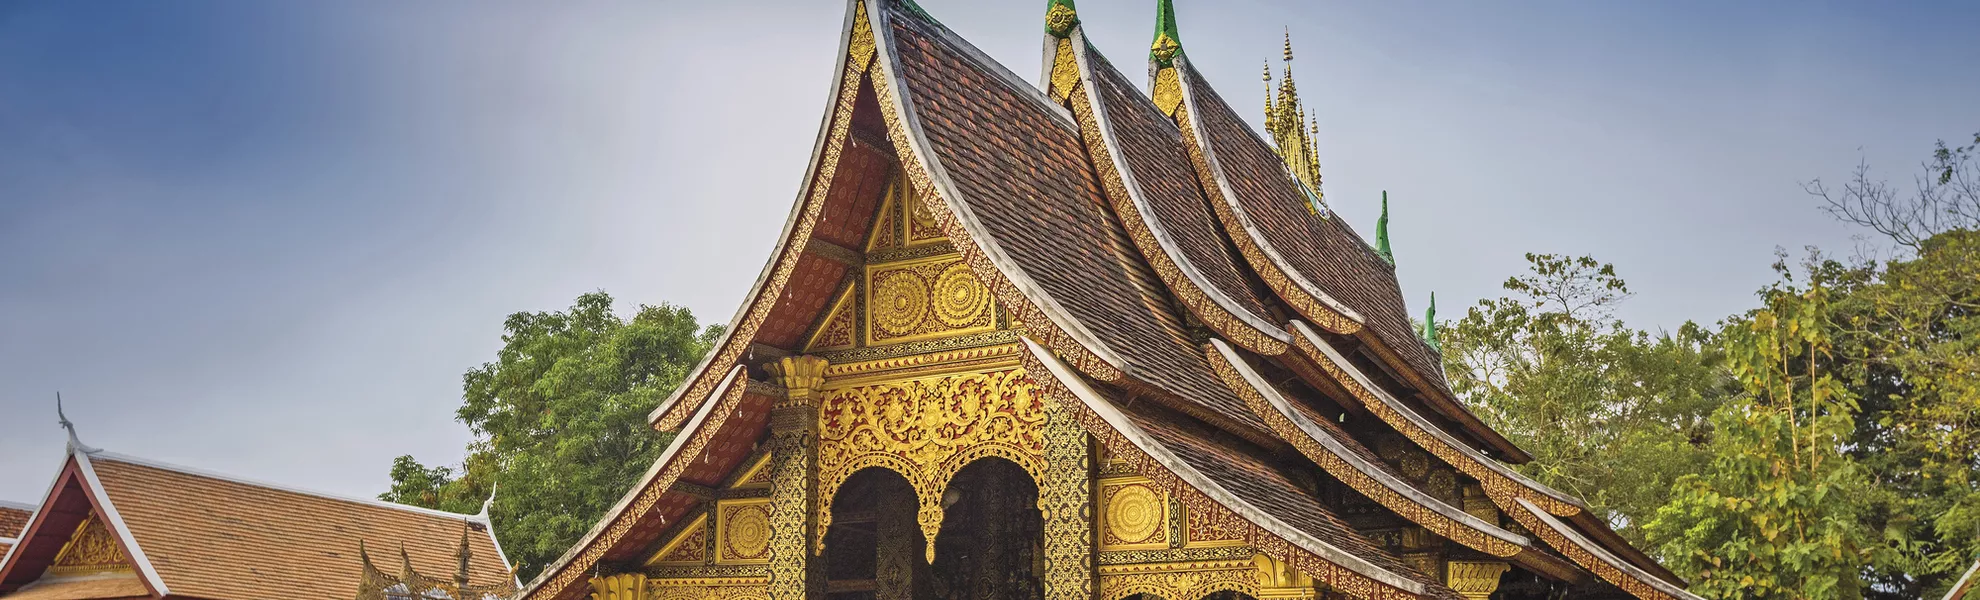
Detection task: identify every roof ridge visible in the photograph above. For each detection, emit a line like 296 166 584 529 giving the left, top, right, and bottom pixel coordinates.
0 501 35 512
86 452 490 525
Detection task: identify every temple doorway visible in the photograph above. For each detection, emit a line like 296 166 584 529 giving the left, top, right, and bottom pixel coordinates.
825 468 927 600
930 458 1043 600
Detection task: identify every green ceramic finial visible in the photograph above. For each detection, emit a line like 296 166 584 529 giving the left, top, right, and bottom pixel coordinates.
1151 0 1181 65
1422 293 1441 352
1375 191 1394 265
1046 0 1079 37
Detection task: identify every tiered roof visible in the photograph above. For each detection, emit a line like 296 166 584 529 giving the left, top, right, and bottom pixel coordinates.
0 502 31 561
0 431 515 600
531 1 1700 599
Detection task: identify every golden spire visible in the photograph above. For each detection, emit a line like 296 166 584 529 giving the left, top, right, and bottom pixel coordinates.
1265 29 1324 207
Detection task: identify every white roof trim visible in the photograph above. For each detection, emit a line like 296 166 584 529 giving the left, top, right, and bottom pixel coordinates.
85 451 493 525
1073 35 1290 347
1021 337 1426 595
73 451 169 596
0 501 36 512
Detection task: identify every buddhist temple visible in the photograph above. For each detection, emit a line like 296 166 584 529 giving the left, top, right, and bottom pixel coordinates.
515 2 1702 600
0 412 517 600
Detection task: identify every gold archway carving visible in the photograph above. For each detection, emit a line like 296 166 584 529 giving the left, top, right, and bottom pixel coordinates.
814 367 1047 561
1098 558 1261 600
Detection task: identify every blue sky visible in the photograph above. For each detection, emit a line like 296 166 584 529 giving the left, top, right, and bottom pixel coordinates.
2 0 1975 504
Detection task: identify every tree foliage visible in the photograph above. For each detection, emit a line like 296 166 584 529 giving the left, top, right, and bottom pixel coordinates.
1443 254 1728 545
379 292 720 580
1644 265 1886 600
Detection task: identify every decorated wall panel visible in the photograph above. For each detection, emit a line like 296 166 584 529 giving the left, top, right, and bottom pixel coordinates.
646 512 711 567
717 499 774 565
864 255 996 346
1100 477 1171 550
814 367 1046 560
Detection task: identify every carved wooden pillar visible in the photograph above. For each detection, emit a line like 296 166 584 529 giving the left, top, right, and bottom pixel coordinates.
1445 561 1511 600
767 356 829 600
1038 396 1095 600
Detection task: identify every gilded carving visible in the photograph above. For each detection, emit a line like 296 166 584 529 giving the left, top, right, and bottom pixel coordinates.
646 512 710 567
1182 502 1244 549
814 368 1047 561
48 514 130 576
1504 503 1677 600
592 573 650 600
1039 393 1096 600
1445 561 1510 600
767 400 820 600
718 500 774 564
803 287 857 353
1049 38 1079 103
648 577 772 600
1018 347 1417 600
866 255 996 345
1097 559 1258 600
1100 479 1169 549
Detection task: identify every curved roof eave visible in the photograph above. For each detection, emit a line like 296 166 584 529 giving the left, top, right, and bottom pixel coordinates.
1512 498 1704 600
1205 339 1585 583
863 0 1128 383
1019 337 1433 600
1062 30 1291 357
1288 319 1584 516
1166 55 1365 336
648 0 874 431
522 366 748 600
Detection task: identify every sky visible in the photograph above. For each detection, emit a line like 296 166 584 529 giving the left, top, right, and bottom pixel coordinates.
2 0 1976 505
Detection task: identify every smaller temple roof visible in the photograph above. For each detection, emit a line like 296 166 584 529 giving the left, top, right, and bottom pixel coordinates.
0 431 515 600
0 501 32 561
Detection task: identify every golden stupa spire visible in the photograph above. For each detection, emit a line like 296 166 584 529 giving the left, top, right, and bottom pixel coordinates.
1265 29 1324 208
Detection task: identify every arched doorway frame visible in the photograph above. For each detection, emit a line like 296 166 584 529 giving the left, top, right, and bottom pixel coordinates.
812 368 1049 560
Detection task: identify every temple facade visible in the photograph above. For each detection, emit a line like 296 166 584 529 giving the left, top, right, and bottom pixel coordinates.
519 2 1704 600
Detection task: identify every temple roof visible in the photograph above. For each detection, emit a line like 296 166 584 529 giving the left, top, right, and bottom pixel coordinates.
0 445 514 600
571 1 1696 599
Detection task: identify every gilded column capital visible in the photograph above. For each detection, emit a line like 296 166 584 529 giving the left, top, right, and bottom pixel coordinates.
588 573 648 600
766 355 830 407
1446 561 1511 600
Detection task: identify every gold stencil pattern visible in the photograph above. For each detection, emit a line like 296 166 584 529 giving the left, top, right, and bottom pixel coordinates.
1097 559 1259 600
48 514 130 576
1101 480 1169 549
865 256 995 345
648 577 772 600
646 512 710 567
814 368 1046 561
719 501 773 563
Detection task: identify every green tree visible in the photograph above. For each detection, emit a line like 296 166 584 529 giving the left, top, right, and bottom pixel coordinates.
1644 261 1891 600
1442 254 1728 546
379 292 720 579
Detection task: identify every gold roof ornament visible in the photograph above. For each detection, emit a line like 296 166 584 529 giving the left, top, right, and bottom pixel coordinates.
1264 30 1327 213
354 528 516 600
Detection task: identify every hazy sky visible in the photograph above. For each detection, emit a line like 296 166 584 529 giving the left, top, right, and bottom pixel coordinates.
2 0 1975 505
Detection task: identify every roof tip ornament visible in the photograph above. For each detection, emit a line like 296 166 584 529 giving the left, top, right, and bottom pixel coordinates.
1264 28 1323 200
1150 0 1181 66
1045 0 1079 38
1283 27 1295 62
1376 191 1395 265
56 392 101 455
1422 293 1442 353
475 481 498 520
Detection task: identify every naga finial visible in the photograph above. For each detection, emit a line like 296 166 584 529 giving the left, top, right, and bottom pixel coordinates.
1423 293 1441 352
57 392 100 455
